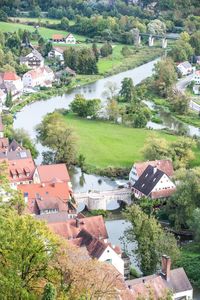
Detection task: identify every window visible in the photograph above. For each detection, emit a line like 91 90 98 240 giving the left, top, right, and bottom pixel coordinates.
106 259 112 264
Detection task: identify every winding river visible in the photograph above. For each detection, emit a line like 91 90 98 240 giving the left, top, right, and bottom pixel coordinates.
13 60 200 296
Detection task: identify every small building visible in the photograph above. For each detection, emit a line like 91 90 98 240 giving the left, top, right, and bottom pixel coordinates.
20 49 44 69
51 33 76 44
0 72 23 100
129 159 174 186
33 163 71 185
18 181 75 216
193 84 200 95
22 66 55 88
126 255 193 300
132 165 176 199
193 70 200 84
177 61 193 76
48 47 64 62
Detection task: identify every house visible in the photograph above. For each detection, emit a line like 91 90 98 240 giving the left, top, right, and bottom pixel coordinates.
0 137 9 154
132 165 176 199
48 214 128 277
177 61 193 76
51 33 76 44
0 115 4 138
33 163 71 185
0 72 23 99
193 70 200 84
8 139 24 152
22 66 55 88
129 159 174 186
72 228 125 276
0 89 6 108
20 49 44 69
195 56 200 65
18 181 75 215
48 47 64 62
126 255 193 300
193 84 200 95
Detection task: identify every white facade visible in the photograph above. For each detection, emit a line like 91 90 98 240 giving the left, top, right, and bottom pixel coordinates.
23 67 55 88
48 49 64 61
98 245 124 276
151 174 176 193
193 71 200 84
173 289 193 300
193 85 200 95
129 165 139 185
65 34 76 44
4 78 23 93
177 62 193 76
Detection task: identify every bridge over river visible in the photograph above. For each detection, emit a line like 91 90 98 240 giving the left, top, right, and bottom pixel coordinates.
74 188 132 210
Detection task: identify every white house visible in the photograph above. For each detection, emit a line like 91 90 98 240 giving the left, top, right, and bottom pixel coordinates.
1 72 23 100
20 49 44 69
132 165 176 199
23 66 54 88
51 33 76 44
48 47 64 62
129 159 174 186
193 85 200 95
65 33 76 44
193 70 200 84
177 61 193 76
126 255 193 300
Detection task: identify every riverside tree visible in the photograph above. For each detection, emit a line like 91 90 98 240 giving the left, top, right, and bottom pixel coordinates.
70 94 101 118
124 204 179 275
36 112 77 166
119 77 135 102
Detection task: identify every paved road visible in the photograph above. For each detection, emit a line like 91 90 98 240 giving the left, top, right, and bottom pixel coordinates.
176 74 200 112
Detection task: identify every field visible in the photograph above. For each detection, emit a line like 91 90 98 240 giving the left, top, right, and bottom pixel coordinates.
0 21 85 41
62 114 179 169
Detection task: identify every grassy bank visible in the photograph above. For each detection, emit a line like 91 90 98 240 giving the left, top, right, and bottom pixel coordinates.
62 113 178 170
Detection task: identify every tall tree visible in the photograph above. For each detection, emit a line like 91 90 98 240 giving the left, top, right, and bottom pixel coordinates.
119 77 135 102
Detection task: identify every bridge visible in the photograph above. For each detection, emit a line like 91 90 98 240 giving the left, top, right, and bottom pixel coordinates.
74 188 132 211
132 32 179 48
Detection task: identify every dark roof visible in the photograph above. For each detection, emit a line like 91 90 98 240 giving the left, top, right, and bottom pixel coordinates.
9 139 23 152
0 149 32 160
133 165 164 196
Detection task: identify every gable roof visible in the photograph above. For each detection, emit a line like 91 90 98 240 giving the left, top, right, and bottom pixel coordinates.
36 164 70 183
134 160 174 178
52 34 64 40
3 72 20 81
126 268 192 299
35 196 68 212
177 61 192 69
8 139 24 152
133 165 165 196
35 211 70 223
48 215 108 240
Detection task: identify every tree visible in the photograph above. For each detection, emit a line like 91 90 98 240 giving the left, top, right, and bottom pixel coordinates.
92 43 99 61
5 90 12 108
106 99 120 122
11 128 39 159
189 208 200 242
153 58 177 97
124 204 179 275
100 43 113 57
42 283 56 300
0 210 58 298
143 134 170 161
169 40 194 62
36 112 77 166
147 19 166 35
119 77 135 102
190 31 200 56
169 90 189 115
60 17 69 30
170 138 195 169
70 94 101 118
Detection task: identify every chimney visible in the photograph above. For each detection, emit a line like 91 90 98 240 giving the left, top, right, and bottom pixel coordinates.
161 255 171 281
153 167 157 174
76 218 80 228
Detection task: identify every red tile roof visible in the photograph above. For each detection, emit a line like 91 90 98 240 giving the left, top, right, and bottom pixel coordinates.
6 157 35 183
52 34 64 40
36 164 70 183
48 215 108 240
134 160 174 178
3 72 20 81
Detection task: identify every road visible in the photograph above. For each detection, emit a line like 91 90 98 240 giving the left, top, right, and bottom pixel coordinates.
176 74 200 112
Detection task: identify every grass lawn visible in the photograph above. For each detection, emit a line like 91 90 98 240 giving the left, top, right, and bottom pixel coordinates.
98 45 163 76
62 113 178 169
9 17 61 24
0 21 85 41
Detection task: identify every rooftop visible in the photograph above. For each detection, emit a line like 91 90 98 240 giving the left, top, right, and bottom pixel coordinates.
36 163 70 183
134 159 174 178
3 72 21 81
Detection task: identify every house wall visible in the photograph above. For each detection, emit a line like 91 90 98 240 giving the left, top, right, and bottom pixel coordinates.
173 289 193 300
65 34 76 44
152 174 175 193
129 165 138 185
193 74 200 84
99 245 124 276
33 169 41 183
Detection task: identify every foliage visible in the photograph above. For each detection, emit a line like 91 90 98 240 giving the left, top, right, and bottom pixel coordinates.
168 90 189 115
100 43 113 57
42 283 56 300
36 112 77 166
119 77 135 102
143 134 170 161
147 19 166 35
124 204 180 275
70 94 101 118
106 99 120 122
153 58 177 97
169 40 194 62
190 31 200 56
5 90 12 108
188 208 200 242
